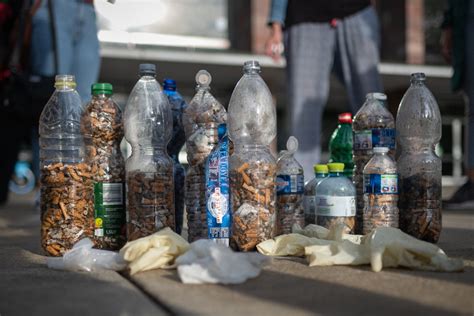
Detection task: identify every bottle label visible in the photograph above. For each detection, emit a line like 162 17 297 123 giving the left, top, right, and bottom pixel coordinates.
206 135 230 246
303 195 316 214
94 182 125 238
364 174 398 194
276 174 304 195
354 128 395 150
315 195 356 217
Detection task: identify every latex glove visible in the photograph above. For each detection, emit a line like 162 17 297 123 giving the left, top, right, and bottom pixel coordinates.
120 227 189 275
176 240 269 284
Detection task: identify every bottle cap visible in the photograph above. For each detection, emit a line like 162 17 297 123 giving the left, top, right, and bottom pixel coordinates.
243 60 261 73
286 136 298 153
217 123 227 139
314 164 328 173
373 147 389 154
163 78 177 91
139 63 156 77
411 72 426 81
373 92 387 101
91 83 113 95
196 70 212 87
328 163 344 172
54 74 76 88
338 112 352 124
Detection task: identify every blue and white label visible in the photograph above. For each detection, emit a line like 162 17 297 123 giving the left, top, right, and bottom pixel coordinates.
276 174 304 195
364 174 398 194
353 128 396 150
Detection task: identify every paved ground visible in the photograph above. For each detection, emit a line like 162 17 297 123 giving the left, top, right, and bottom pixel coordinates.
1 192 473 315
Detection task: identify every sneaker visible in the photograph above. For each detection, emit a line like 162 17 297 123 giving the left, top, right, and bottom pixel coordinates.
443 181 474 209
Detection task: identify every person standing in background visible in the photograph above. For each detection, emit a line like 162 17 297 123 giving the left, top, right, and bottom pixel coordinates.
441 0 474 207
265 0 383 178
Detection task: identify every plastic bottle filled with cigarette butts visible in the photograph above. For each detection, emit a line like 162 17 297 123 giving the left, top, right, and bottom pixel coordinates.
183 70 227 242
82 83 126 250
123 64 175 241
40 75 94 256
353 92 395 234
228 60 277 251
303 164 328 225
163 78 187 235
363 147 399 234
276 136 305 235
396 73 442 243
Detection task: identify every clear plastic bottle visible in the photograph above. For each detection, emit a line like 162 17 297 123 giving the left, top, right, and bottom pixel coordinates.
40 75 94 256
303 164 328 225
228 60 277 251
315 163 356 233
352 92 395 234
362 147 399 234
396 73 442 243
163 78 187 235
82 83 126 250
124 64 175 241
183 70 227 242
329 113 353 179
276 136 305 235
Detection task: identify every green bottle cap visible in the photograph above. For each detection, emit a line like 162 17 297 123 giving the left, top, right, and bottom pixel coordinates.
328 163 345 172
314 164 328 173
91 83 113 95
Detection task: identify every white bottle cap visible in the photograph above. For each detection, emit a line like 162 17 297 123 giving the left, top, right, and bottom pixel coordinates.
286 136 298 154
373 147 389 154
196 70 212 87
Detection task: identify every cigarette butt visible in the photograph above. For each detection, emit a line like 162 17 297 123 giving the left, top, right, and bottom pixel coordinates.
242 172 251 185
59 202 70 220
237 162 249 173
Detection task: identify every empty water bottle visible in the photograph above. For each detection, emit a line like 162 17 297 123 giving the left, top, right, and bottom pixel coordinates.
303 164 328 225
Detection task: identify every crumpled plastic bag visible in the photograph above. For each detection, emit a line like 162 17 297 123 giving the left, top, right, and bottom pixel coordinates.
47 238 127 272
176 239 270 284
257 224 463 272
120 227 189 275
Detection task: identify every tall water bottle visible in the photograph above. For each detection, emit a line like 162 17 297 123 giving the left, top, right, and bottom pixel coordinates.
303 164 328 225
329 113 353 179
40 75 94 256
124 64 175 241
363 147 399 234
228 60 277 251
397 73 442 243
163 78 187 235
183 70 227 242
353 93 395 234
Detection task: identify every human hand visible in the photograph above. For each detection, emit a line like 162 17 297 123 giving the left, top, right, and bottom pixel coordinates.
440 27 453 64
265 23 284 62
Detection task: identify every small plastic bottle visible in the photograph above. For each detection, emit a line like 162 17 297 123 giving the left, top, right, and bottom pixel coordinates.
303 164 328 225
124 64 175 241
163 78 187 235
276 136 305 235
329 113 353 179
397 73 442 243
315 163 356 233
362 147 399 234
82 83 126 250
228 60 277 251
183 70 227 242
40 75 94 256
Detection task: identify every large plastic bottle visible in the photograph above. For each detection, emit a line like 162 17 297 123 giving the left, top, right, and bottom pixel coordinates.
82 83 125 250
183 70 227 242
163 78 187 235
303 164 328 225
315 163 356 233
228 60 277 251
362 147 399 234
276 136 305 235
40 75 94 256
329 113 353 179
124 64 175 241
352 92 395 234
396 73 442 243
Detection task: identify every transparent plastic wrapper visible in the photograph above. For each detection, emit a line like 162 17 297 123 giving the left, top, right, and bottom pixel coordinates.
40 75 94 256
124 64 175 241
363 147 399 234
276 136 304 235
303 164 328 225
396 73 442 243
82 83 126 250
183 70 227 242
205 124 231 245
329 113 353 178
228 61 277 251
163 79 187 235
315 163 356 233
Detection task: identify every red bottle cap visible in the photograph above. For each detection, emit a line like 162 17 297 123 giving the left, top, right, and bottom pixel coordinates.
338 112 352 124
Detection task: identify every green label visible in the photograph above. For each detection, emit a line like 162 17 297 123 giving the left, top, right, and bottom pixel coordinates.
94 182 125 238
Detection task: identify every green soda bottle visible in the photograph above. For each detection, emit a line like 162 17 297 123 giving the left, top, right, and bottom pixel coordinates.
329 113 354 178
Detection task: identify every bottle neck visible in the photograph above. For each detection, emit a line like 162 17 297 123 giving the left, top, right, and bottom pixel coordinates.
315 172 328 178
92 93 111 100
133 144 166 155
329 171 343 177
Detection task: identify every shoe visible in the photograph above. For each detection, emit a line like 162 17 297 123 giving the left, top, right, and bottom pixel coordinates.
443 181 474 209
